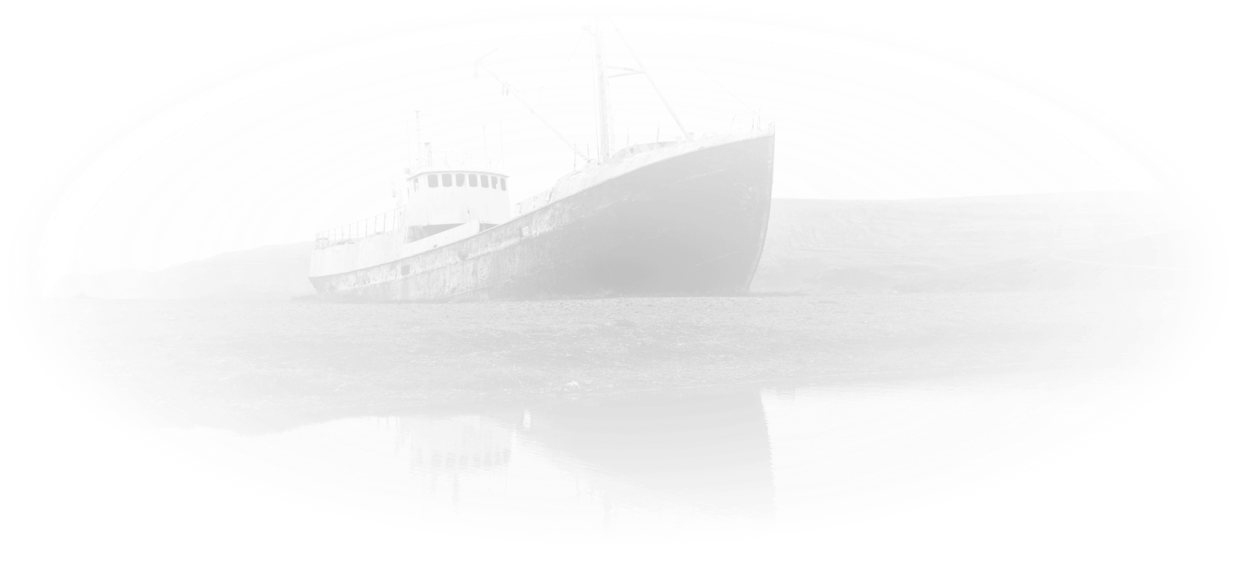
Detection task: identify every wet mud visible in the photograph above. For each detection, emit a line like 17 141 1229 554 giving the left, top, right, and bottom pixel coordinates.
12 291 1203 431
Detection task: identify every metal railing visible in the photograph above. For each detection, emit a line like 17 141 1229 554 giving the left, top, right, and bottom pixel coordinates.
315 207 405 249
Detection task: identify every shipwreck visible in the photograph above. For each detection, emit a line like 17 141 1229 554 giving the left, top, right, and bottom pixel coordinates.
308 21 775 301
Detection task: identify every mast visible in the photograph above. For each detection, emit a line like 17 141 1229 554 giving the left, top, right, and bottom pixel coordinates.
592 18 613 163
477 19 623 166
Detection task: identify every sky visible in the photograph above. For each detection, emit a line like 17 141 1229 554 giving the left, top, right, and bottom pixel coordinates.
1 0 1230 292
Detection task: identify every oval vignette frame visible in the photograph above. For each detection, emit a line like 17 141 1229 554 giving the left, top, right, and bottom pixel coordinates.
7 2 1223 542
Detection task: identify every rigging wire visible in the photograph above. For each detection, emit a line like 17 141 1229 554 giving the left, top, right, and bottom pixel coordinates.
510 33 586 94
534 33 586 108
475 20 540 60
631 15 754 114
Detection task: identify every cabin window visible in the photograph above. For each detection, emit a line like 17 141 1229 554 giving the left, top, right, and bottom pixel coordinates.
442 173 452 187
480 175 489 188
500 178 507 191
427 174 439 188
468 174 477 187
455 173 464 186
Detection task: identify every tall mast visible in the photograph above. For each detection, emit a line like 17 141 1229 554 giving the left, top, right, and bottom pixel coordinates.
414 110 422 167
404 118 414 168
592 18 612 163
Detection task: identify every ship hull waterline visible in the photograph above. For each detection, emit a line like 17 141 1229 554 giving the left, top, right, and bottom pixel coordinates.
309 133 775 301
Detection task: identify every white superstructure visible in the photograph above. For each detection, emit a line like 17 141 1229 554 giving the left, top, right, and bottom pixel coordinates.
399 169 511 226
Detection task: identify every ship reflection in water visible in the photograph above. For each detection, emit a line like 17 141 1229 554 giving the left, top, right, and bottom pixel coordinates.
385 391 774 519
390 413 518 511
144 369 1163 539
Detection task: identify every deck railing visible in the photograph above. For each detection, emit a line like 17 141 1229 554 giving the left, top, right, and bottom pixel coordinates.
315 207 405 249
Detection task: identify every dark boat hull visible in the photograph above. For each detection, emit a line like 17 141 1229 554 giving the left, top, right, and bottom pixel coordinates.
309 133 775 301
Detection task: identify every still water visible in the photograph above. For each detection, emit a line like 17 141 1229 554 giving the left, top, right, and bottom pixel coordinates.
139 369 1159 539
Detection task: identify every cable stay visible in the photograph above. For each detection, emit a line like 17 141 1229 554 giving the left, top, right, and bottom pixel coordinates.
609 23 691 141
476 17 698 166
471 18 591 163
626 14 759 117
475 57 592 164
510 32 586 97
474 21 536 68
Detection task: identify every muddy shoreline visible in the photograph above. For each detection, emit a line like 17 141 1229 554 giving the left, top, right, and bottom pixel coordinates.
27 290 1178 431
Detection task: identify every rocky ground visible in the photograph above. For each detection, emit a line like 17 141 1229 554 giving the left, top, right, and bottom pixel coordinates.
34 289 1181 430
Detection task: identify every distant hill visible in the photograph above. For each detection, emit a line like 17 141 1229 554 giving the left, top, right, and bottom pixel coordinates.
751 192 1182 293
149 242 317 299
1070 221 1203 269
892 225 1208 294
56 193 1182 299
196 291 307 300
56 242 316 299
48 267 161 298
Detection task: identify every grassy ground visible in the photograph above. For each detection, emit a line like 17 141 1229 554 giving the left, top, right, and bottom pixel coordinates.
37 290 1179 429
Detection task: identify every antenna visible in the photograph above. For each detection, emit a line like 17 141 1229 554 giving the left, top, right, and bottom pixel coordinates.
414 110 422 168
414 112 424 167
